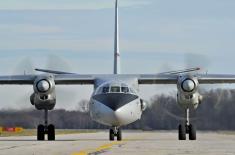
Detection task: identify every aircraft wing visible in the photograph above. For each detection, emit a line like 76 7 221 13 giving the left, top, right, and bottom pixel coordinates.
54 74 94 85
0 74 175 85
138 74 235 84
0 74 94 85
138 74 178 84
0 75 36 85
0 73 235 85
197 74 235 84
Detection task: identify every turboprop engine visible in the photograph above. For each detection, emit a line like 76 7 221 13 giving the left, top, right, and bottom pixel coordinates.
30 75 56 110
177 75 203 109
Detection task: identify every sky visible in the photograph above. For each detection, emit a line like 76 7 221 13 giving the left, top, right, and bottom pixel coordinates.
0 0 235 109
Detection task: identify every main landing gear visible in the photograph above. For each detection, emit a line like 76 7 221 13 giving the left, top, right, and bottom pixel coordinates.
178 108 196 140
109 127 122 141
37 110 55 141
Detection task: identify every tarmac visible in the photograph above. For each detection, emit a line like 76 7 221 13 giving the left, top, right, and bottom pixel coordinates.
0 130 235 155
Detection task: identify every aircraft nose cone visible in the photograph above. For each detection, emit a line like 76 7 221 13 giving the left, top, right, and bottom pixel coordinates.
93 93 138 111
182 79 195 92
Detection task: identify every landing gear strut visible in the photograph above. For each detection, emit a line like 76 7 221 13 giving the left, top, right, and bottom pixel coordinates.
37 109 55 141
178 108 196 140
109 127 122 141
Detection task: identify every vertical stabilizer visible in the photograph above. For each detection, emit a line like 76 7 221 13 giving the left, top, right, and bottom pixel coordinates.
114 0 121 74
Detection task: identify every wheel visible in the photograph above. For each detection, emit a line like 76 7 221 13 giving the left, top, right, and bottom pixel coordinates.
117 129 122 141
48 124 55 141
37 124 45 141
189 124 196 140
109 129 115 141
178 124 186 140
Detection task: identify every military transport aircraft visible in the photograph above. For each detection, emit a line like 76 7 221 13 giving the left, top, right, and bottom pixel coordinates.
1 0 235 141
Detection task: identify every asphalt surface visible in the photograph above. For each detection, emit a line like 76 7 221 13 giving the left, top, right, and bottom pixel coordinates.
0 131 235 155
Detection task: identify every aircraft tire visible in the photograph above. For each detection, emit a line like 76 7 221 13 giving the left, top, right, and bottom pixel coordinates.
109 129 115 141
178 124 186 140
37 124 45 141
189 124 196 140
48 124 55 141
117 129 122 141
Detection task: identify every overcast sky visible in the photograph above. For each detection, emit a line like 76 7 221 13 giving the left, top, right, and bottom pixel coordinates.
0 0 235 110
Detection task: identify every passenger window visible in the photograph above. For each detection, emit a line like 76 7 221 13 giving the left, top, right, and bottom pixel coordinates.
111 86 120 92
121 87 129 93
102 87 109 93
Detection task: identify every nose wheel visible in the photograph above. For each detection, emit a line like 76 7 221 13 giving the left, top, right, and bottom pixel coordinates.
37 110 55 141
178 108 196 140
109 127 122 141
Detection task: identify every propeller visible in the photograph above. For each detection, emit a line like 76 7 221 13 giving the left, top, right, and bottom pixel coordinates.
150 53 210 121
45 54 73 72
11 57 35 75
184 53 210 73
7 55 79 110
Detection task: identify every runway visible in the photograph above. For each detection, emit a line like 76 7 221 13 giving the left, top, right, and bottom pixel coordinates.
0 130 235 155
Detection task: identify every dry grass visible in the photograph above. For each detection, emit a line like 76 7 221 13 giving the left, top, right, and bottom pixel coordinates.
0 129 96 137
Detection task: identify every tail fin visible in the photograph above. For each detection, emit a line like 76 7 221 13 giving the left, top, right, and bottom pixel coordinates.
114 0 121 74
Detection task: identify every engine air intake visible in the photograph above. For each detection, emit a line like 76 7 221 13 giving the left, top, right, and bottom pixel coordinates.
181 79 195 92
36 80 50 93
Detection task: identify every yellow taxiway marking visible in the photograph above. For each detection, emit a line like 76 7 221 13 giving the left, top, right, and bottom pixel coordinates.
71 133 148 155
71 141 125 155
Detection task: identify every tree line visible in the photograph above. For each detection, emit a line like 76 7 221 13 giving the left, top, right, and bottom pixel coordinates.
0 89 235 130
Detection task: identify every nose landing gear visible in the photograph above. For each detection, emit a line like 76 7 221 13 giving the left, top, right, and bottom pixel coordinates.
109 127 122 141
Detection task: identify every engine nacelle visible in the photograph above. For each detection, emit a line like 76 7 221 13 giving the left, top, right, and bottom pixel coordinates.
33 75 55 94
177 92 203 109
31 75 56 110
177 75 199 95
177 75 202 109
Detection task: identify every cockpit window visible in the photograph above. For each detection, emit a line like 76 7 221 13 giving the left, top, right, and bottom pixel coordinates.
102 87 109 93
129 88 135 94
110 86 120 92
121 87 129 93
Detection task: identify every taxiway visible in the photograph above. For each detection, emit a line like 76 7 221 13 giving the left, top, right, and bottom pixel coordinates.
0 131 235 155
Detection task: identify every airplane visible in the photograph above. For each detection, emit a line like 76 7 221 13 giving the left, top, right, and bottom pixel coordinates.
1 0 235 141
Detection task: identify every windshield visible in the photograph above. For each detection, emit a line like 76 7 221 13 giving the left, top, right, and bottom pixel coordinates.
102 87 109 93
110 86 120 92
95 82 136 95
121 87 129 93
